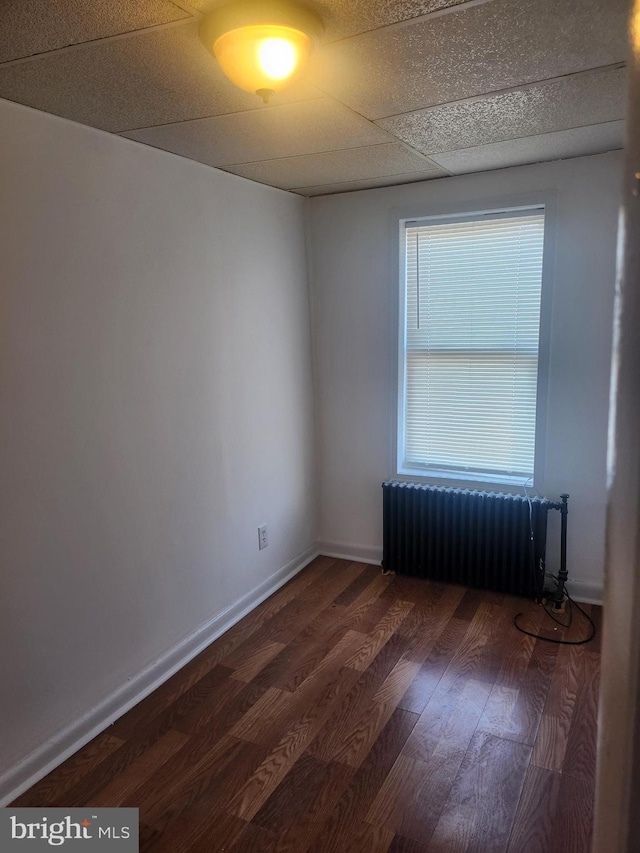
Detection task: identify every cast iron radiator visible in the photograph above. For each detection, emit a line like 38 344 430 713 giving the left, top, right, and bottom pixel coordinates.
382 481 562 598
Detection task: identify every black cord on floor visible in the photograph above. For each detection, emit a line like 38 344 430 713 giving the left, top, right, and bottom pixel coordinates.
514 584 596 645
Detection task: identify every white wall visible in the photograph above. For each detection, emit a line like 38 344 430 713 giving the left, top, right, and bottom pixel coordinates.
0 99 316 796
308 152 623 601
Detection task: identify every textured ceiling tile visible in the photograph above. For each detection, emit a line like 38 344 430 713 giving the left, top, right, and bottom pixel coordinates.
295 170 445 196
430 121 625 174
0 23 318 132
191 0 469 41
121 98 393 166
222 143 443 189
0 0 190 64
312 0 628 119
377 66 626 154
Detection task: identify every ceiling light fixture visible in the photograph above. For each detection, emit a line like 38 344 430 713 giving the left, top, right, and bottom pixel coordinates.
199 0 323 104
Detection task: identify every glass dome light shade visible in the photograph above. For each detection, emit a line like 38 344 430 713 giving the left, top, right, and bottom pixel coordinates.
213 24 312 95
199 0 323 101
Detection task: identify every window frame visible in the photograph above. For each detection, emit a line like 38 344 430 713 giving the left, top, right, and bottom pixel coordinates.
392 192 556 492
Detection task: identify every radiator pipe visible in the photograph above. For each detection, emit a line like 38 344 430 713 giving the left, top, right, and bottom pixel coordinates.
546 493 570 603
558 492 570 590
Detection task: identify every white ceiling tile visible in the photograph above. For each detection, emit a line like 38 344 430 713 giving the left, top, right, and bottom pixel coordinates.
377 66 626 154
121 98 393 166
0 22 318 132
190 0 469 42
429 121 625 174
222 143 443 189
0 0 190 64
312 0 628 119
295 170 446 196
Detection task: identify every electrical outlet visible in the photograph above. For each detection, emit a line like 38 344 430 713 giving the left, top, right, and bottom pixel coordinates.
258 524 268 550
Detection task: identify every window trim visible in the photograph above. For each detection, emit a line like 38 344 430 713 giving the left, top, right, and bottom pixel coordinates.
391 192 557 492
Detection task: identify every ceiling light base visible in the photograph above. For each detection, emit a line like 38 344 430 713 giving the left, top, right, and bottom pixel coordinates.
256 87 276 104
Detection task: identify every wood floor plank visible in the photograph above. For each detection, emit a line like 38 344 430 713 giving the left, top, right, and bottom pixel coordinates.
397 616 470 714
345 822 396 853
170 674 251 736
226 662 361 821
328 658 421 768
226 822 278 852
333 564 380 606
143 734 268 832
122 715 267 820
109 663 235 743
365 752 457 846
339 576 397 635
10 558 600 852
402 678 492 766
91 730 188 807
307 631 411 762
181 812 248 853
378 574 438 604
433 602 502 695
476 637 558 746
228 685 291 744
388 836 430 853
248 602 352 694
344 599 415 671
507 765 594 853
401 586 468 663
367 679 492 845
301 819 396 853
530 713 572 773
428 731 531 852
452 587 487 621
561 649 600 782
252 632 343 694
395 582 446 638
493 596 541 688
251 752 354 851
306 708 419 853
222 558 355 665
228 639 287 682
543 643 581 718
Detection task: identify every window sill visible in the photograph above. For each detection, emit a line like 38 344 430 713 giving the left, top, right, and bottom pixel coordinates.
396 467 531 491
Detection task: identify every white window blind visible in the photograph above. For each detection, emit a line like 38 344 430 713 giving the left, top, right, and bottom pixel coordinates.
400 208 545 482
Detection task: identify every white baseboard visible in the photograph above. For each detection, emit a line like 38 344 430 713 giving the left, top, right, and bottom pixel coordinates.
316 541 603 605
564 579 603 606
0 544 319 807
316 540 382 566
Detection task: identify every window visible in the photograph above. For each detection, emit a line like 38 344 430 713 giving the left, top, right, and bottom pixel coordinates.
398 206 546 484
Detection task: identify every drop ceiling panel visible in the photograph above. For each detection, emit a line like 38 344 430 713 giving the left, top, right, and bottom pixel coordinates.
223 143 445 189
0 0 189 64
297 170 446 196
430 120 624 174
190 0 469 42
377 66 626 155
121 98 394 166
0 23 317 133
312 0 628 120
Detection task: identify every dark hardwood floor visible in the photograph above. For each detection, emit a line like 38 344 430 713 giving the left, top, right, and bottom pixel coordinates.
12 557 601 852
